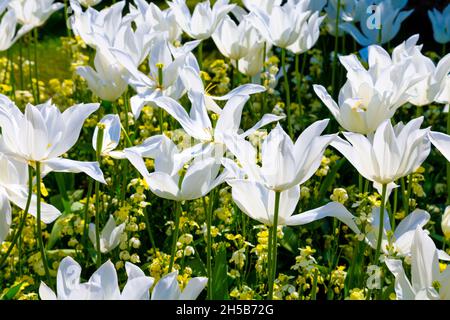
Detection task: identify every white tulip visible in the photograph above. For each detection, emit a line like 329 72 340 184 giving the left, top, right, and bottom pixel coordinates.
243 0 281 15
130 0 181 44
89 215 126 254
226 178 359 232
77 50 128 102
212 15 260 61
374 35 450 107
367 208 450 260
8 0 64 29
331 117 431 195
168 0 235 40
287 11 326 55
428 4 450 45
39 257 154 300
109 36 199 119
224 120 335 192
151 271 207 300
314 42 423 134
0 95 105 183
0 154 61 243
92 114 125 159
69 0 134 49
179 66 266 114
153 89 279 148
248 2 310 48
0 6 31 51
385 228 450 300
124 135 227 202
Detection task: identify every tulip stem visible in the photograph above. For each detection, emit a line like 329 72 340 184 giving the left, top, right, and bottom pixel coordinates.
33 29 40 104
198 41 203 70
295 54 304 131
203 193 214 300
63 0 72 38
0 166 33 268
406 173 413 214
94 125 104 268
35 161 52 285
281 48 293 139
82 179 93 258
331 0 341 98
374 183 387 265
168 201 182 273
268 191 281 300
19 38 24 89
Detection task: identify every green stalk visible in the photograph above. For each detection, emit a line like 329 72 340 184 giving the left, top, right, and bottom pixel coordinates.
94 125 104 268
33 29 40 104
63 0 72 37
19 39 24 89
168 201 182 273
204 193 214 300
156 64 165 134
268 191 281 300
281 48 293 138
198 41 203 70
144 200 157 250
25 34 36 102
0 166 33 268
295 54 304 130
406 173 413 214
331 0 341 98
374 184 387 265
35 162 52 284
82 179 93 256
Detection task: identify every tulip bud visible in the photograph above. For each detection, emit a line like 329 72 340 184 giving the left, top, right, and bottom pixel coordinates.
442 206 450 240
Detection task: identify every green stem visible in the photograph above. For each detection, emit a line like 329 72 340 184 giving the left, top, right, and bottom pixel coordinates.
94 125 104 268
19 39 24 89
374 184 387 265
144 201 157 250
205 193 214 300
406 173 413 214
281 48 292 139
198 41 203 70
35 162 52 285
295 54 304 130
0 166 33 268
26 34 36 102
63 0 72 37
268 191 281 300
82 179 93 256
33 29 40 104
168 201 182 273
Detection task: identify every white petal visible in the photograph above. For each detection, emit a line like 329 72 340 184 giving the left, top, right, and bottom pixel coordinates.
43 158 106 184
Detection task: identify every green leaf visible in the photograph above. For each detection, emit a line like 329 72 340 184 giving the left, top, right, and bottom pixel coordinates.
47 214 74 249
0 282 23 300
279 226 298 254
212 243 229 300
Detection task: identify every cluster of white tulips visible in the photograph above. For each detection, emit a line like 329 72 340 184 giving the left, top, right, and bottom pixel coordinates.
0 0 449 301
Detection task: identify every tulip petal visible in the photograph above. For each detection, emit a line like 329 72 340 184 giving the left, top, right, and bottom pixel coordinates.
42 158 106 184
286 202 360 234
179 277 208 300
